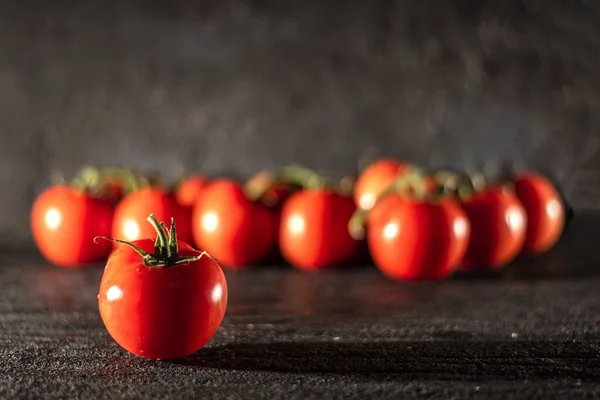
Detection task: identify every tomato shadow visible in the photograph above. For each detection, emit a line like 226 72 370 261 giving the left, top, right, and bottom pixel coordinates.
174 339 600 381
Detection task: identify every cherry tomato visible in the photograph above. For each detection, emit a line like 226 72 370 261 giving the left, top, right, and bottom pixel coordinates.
98 215 227 360
175 174 210 208
280 189 359 270
354 158 408 210
367 196 470 280
512 172 565 255
192 179 278 267
31 185 114 267
113 187 192 246
460 186 527 270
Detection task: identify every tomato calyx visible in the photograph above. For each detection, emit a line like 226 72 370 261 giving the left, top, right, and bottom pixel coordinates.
348 169 428 240
95 214 212 267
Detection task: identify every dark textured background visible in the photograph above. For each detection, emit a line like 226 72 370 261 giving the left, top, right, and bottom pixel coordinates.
2 0 600 249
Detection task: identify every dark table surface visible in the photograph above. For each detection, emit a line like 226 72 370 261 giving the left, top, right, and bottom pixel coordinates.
2 214 600 399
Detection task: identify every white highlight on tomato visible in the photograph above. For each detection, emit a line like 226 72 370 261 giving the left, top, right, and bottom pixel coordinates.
211 284 223 303
288 214 305 234
546 199 562 220
506 207 525 231
201 213 219 232
453 217 468 237
106 285 123 302
44 208 61 230
359 193 376 210
383 222 399 239
123 219 140 241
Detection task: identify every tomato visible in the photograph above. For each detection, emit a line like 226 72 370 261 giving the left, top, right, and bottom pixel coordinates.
192 179 278 267
512 172 565 255
354 158 408 210
31 185 114 267
113 187 192 246
367 196 470 280
175 174 210 208
98 215 227 360
280 189 359 270
460 186 527 270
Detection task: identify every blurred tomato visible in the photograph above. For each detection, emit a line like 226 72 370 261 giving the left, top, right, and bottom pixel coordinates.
31 186 114 267
192 179 278 268
113 187 191 245
367 196 470 280
512 172 565 255
354 158 408 210
460 186 527 270
279 189 359 270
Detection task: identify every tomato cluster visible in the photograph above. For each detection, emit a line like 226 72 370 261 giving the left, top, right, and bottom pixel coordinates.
31 161 567 279
29 162 567 359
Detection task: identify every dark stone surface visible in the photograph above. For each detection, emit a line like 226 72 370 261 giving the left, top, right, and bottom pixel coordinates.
2 0 600 249
1 214 599 399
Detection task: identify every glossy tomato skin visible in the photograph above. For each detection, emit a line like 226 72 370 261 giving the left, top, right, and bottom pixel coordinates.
354 158 407 210
31 186 114 268
512 173 565 255
460 186 527 270
192 179 278 268
98 239 227 360
368 197 470 280
113 188 192 245
175 175 210 208
280 190 359 270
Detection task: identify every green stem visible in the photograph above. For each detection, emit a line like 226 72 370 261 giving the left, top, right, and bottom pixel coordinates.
94 213 213 267
278 165 333 190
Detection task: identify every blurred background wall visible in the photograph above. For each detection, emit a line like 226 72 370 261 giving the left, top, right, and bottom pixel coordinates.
1 0 599 250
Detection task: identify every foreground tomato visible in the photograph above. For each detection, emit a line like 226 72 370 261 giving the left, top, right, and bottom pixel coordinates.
460 186 527 270
280 189 359 270
31 185 114 267
113 187 192 245
354 158 408 210
364 195 470 281
192 179 278 267
512 172 565 255
98 214 227 360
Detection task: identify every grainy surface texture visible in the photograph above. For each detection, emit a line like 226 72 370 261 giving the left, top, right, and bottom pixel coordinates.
2 0 600 248
1 215 599 399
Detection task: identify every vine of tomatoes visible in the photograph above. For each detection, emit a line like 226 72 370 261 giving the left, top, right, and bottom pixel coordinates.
30 161 568 282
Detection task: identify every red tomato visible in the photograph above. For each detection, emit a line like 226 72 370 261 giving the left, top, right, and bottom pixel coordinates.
31 186 114 268
113 188 192 245
367 196 470 280
280 189 359 270
192 179 278 267
460 186 527 270
512 172 565 255
354 158 408 210
98 218 227 360
175 174 210 208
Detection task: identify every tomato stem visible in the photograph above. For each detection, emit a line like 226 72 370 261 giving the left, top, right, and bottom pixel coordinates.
94 214 213 267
